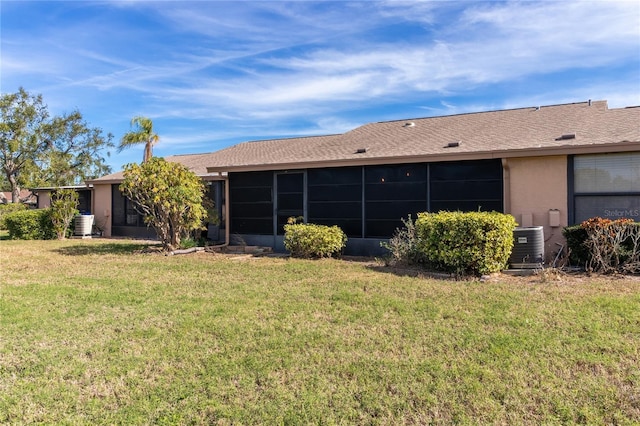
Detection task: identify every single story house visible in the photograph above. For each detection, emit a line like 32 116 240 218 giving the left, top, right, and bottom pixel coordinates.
87 100 640 260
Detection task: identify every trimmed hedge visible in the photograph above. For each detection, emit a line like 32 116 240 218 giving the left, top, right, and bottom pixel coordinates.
4 208 55 240
0 203 28 230
284 222 347 258
415 211 517 276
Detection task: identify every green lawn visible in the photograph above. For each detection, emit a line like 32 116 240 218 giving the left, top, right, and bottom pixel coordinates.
1 239 639 424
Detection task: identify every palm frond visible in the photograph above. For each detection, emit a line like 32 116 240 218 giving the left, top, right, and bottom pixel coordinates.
118 116 160 161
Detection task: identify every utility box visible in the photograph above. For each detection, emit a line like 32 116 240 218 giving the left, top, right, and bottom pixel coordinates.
549 209 561 227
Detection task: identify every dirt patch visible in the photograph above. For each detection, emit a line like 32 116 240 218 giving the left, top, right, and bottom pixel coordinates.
484 268 640 285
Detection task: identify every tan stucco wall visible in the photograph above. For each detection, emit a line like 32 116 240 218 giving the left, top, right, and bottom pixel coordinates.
505 156 567 262
92 184 112 237
37 191 52 209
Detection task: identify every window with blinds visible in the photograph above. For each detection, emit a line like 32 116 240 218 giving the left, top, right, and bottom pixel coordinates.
572 152 640 223
574 153 640 193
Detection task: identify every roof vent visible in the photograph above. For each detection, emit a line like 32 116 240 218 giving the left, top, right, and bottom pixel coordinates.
355 148 367 154
445 141 461 148
403 122 415 127
556 133 576 141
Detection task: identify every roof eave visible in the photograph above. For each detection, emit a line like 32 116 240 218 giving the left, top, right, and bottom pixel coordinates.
85 178 122 185
86 171 228 185
30 184 94 191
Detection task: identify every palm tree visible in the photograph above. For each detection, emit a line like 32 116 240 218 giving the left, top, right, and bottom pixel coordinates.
119 116 159 162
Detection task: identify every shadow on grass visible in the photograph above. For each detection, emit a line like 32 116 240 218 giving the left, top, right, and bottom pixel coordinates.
54 242 162 256
366 263 457 280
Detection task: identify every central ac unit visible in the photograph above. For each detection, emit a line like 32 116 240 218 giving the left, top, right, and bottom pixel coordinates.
510 226 544 269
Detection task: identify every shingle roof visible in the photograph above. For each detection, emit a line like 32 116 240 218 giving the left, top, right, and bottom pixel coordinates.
203 100 639 172
90 100 640 182
88 152 225 183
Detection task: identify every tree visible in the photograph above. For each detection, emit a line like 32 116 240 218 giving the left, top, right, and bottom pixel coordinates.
119 116 159 163
34 112 114 187
0 88 48 203
50 188 79 239
120 157 207 251
0 88 113 202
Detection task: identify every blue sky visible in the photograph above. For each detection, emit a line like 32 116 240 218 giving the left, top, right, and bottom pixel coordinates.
2 0 639 172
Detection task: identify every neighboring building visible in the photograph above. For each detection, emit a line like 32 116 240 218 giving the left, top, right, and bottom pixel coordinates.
88 100 640 259
31 185 92 213
1 189 37 206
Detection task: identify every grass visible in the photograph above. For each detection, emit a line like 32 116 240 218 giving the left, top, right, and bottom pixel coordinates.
1 238 639 424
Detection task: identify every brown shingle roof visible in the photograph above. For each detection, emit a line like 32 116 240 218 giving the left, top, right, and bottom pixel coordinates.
87 152 225 183
90 100 640 182
204 100 640 172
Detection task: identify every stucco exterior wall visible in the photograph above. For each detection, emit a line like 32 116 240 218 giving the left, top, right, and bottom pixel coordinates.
37 191 52 209
92 184 112 237
506 156 567 262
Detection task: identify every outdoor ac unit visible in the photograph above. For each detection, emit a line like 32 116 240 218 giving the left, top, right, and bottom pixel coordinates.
509 226 544 269
74 214 94 237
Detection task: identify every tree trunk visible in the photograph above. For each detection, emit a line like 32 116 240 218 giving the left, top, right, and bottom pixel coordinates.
8 173 20 204
171 230 180 251
143 142 152 163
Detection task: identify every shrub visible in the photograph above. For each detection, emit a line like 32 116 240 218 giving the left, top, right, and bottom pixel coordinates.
4 208 55 240
50 189 79 239
120 158 207 251
284 219 347 258
581 217 639 274
179 236 204 250
414 211 517 276
380 215 420 266
562 224 589 266
563 218 640 273
0 203 27 230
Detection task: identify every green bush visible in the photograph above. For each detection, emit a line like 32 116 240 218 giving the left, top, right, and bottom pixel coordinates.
415 211 517 276
562 224 589 266
284 221 347 258
0 203 28 230
4 208 55 240
50 189 79 239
